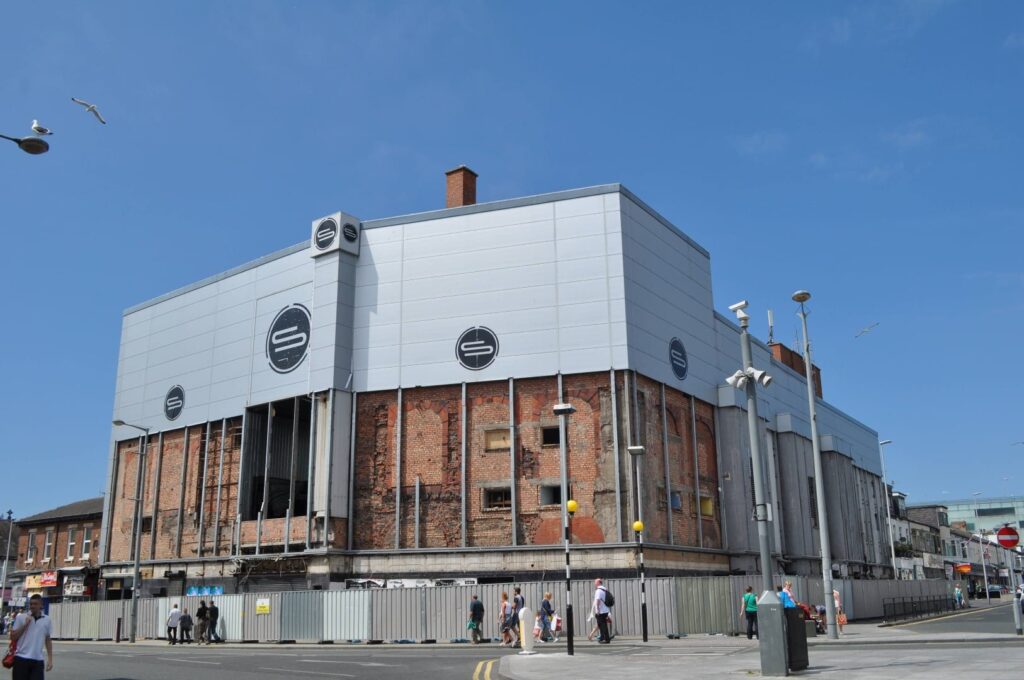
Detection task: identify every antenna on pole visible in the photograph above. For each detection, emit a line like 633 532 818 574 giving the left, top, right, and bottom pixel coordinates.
767 309 775 344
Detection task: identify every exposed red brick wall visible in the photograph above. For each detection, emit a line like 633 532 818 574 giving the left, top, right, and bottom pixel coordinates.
769 342 823 399
16 519 100 571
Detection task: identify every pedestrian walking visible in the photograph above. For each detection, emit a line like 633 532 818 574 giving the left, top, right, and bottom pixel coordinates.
166 603 182 645
740 586 758 640
8 594 53 680
539 592 555 642
954 584 964 609
208 600 221 643
833 588 845 633
498 592 513 646
178 609 194 644
511 587 524 648
592 578 611 644
468 595 485 644
195 600 209 645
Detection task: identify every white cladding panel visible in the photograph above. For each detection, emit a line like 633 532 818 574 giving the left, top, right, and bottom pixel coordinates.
112 249 335 438
352 193 628 391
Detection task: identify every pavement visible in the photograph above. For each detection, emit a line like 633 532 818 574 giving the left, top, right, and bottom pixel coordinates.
499 603 1024 679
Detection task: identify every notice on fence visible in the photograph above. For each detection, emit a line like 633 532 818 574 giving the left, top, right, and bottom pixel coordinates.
255 598 271 615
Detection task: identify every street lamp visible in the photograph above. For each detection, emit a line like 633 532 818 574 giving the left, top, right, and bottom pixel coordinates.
0 133 49 155
793 290 839 640
879 440 898 580
972 491 991 604
1 510 13 609
113 419 150 643
553 403 576 656
632 519 648 642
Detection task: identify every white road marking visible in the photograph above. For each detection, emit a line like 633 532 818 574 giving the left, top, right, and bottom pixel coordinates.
300 659 401 667
259 668 355 678
156 657 222 665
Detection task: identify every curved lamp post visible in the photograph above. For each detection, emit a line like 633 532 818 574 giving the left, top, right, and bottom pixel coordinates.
0 134 49 155
113 419 150 643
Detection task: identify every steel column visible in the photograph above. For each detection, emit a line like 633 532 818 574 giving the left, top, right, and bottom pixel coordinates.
610 369 622 543
256 403 273 555
324 390 336 549
306 394 317 550
414 476 421 549
347 392 357 551
149 432 164 560
396 388 403 550
197 422 212 556
460 383 466 548
660 384 672 545
285 396 299 552
213 419 227 556
509 377 517 546
175 428 191 558
690 395 704 548
233 411 248 557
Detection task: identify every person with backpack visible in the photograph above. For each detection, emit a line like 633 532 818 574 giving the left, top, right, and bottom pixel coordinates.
592 578 613 644
511 587 525 648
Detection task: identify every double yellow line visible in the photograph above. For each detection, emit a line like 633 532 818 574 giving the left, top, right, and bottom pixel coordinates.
472 658 497 680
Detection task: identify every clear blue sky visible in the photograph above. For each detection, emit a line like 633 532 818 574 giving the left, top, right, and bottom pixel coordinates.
1 1 1021 518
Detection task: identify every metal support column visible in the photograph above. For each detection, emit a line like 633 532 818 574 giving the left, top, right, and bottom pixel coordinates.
213 419 226 556
197 423 211 557
460 383 467 548
233 412 248 557
324 390 336 549
256 403 273 555
149 432 164 560
395 388 403 550
284 396 299 552
414 476 421 549
347 392 358 551
509 378 517 546
660 384 672 545
690 396 703 548
306 395 317 550
175 428 191 558
610 369 622 543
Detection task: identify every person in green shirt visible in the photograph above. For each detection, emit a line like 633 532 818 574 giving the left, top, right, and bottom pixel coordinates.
740 586 759 640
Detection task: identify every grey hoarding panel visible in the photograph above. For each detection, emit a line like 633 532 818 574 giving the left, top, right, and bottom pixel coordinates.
242 592 281 641
215 594 245 642
98 600 128 640
323 590 371 641
280 590 324 641
78 602 101 640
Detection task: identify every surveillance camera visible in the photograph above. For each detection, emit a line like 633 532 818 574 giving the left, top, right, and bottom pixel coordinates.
728 300 749 313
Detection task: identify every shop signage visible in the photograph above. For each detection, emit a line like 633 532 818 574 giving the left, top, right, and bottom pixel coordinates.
63 575 85 597
186 585 224 597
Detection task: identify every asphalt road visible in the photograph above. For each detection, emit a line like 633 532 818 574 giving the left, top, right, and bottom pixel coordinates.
903 602 1023 635
49 641 528 680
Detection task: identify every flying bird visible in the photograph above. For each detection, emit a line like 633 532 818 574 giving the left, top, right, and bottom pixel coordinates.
854 322 880 339
71 97 107 124
31 120 53 135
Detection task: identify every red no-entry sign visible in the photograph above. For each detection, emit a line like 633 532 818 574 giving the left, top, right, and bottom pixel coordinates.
996 526 1020 549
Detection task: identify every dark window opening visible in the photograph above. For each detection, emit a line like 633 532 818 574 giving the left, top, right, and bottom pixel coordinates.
540 485 562 506
140 516 153 533
541 427 560 447
977 507 1013 517
670 491 683 511
242 397 313 521
484 488 512 510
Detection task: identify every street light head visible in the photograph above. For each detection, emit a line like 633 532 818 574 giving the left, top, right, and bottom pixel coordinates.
566 499 578 515
632 520 644 533
112 419 126 427
879 439 893 446
792 290 811 303
552 403 576 416
18 137 49 155
627 445 645 457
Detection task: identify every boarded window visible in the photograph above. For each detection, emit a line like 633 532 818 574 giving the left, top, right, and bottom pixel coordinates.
484 428 511 451
700 497 715 518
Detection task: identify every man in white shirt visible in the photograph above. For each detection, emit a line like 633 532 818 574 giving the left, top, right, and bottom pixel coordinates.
592 578 611 644
166 603 183 645
9 594 53 680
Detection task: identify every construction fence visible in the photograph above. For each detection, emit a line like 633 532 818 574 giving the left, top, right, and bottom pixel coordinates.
46 575 954 642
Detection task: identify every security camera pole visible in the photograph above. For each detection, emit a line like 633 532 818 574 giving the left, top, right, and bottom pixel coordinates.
727 301 786 676
554 403 577 656
793 290 838 640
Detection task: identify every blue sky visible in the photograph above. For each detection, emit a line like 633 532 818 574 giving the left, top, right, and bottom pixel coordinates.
1 1 1022 518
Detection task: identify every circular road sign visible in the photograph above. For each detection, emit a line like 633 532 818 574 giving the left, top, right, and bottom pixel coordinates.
996 526 1019 549
456 326 499 370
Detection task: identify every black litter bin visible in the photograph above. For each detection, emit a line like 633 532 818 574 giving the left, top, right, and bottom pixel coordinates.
785 607 809 671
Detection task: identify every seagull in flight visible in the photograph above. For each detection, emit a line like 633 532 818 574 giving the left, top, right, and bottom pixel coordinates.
31 120 53 135
71 97 107 124
854 322 880 339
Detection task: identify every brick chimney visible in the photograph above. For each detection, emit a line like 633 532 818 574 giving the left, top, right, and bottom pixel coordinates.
769 342 823 399
445 165 477 208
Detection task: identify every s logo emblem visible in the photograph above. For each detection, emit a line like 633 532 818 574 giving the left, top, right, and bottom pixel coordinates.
165 385 184 420
267 304 311 374
669 337 688 381
456 327 499 370
314 219 338 250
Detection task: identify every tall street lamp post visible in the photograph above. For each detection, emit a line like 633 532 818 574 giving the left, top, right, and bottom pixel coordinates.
1 509 13 608
627 444 648 642
725 301 786 676
793 290 839 640
113 419 150 643
879 440 898 579
553 403 576 656
972 492 991 604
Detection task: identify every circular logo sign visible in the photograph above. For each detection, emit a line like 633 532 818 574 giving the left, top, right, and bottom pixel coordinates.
314 218 338 250
266 304 311 373
456 327 499 370
669 338 688 380
164 385 185 421
342 223 359 242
